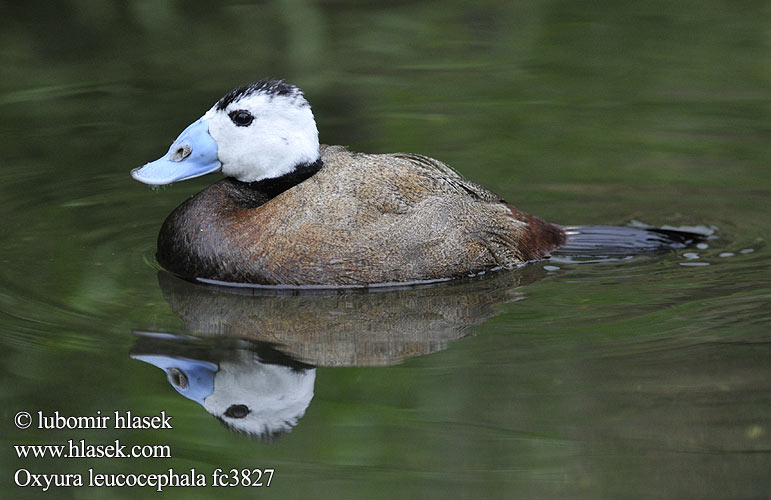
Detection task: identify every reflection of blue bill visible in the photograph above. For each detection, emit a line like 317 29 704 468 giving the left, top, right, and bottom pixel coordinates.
132 355 217 406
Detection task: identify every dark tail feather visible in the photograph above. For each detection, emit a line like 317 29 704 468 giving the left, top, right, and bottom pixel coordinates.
552 225 708 258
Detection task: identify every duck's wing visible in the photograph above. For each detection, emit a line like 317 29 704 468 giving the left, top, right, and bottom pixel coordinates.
389 152 503 203
313 146 507 216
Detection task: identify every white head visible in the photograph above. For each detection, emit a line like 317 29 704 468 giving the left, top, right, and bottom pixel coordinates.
131 80 320 185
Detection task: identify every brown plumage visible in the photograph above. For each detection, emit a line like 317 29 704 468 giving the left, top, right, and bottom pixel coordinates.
157 145 566 286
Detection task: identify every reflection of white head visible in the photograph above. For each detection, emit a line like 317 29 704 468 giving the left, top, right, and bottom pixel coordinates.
204 350 316 440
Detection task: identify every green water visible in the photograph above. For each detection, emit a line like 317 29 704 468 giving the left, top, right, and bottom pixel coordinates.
1 1 769 499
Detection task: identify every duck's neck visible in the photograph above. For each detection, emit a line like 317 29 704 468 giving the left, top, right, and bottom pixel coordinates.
229 158 323 207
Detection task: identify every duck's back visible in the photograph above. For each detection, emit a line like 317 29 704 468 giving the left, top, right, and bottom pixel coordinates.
158 145 565 286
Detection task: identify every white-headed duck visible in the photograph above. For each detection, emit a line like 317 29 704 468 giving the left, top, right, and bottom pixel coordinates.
132 80 701 287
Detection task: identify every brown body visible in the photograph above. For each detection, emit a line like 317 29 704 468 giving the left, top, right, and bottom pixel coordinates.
157 145 566 286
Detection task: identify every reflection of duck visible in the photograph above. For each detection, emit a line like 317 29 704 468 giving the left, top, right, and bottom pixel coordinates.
131 79 702 287
131 334 315 441
131 268 535 439
154 269 537 366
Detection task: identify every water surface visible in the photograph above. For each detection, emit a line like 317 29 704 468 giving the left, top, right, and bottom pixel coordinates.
1 1 769 499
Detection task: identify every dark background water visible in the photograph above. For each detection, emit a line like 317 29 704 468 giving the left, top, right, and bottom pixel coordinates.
1 1 769 499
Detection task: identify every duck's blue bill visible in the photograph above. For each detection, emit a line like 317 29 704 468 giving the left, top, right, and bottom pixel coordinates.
131 117 221 185
131 354 217 406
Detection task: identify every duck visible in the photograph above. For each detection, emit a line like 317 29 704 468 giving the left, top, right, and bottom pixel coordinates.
132 79 701 287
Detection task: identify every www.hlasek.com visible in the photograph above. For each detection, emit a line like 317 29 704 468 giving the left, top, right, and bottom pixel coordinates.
13 410 274 492
15 439 171 459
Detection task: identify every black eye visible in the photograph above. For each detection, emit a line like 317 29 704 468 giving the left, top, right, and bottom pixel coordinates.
229 110 254 127
224 404 250 419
